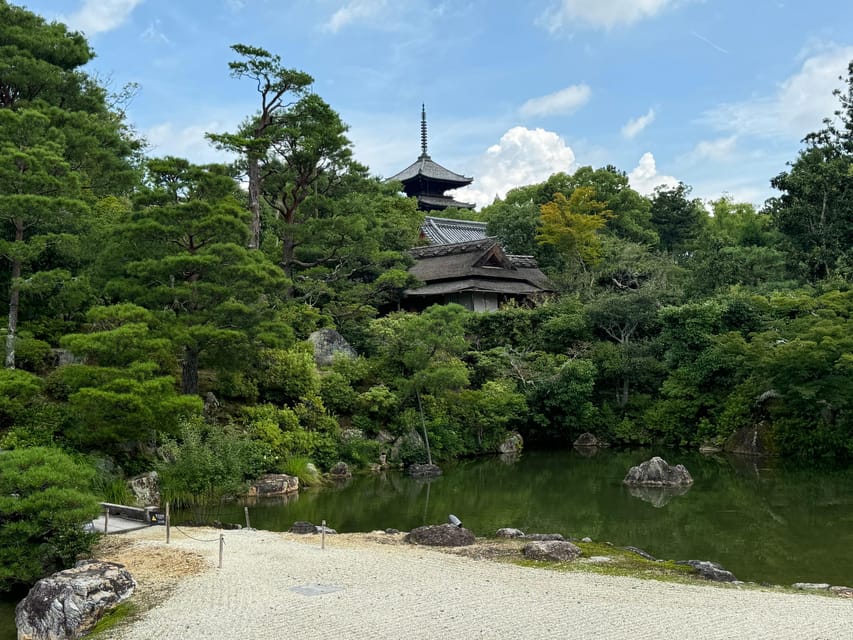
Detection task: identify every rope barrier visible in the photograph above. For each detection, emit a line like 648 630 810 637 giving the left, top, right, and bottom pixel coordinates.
172 525 223 543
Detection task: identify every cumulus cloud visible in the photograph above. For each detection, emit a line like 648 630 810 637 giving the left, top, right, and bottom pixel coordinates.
541 0 679 31
65 0 144 36
703 44 853 140
628 152 678 195
323 0 388 33
520 84 591 118
450 127 576 208
621 108 656 139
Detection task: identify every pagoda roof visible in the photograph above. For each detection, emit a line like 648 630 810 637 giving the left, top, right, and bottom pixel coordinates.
417 195 475 211
387 154 473 187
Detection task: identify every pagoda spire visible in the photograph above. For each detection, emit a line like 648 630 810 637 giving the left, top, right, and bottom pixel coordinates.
420 104 428 157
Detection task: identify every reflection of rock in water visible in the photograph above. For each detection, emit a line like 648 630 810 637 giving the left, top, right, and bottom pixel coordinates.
242 491 300 507
573 445 599 458
499 452 521 465
627 484 691 508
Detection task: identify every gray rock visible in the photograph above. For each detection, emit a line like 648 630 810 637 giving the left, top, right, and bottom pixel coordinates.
698 443 721 454
792 582 831 590
247 473 299 498
523 540 582 562
307 329 357 367
289 521 318 534
329 462 352 479
385 528 400 535
315 525 337 535
586 556 612 563
724 423 776 456
581 536 592 543
16 560 135 640
50 348 83 367
390 430 425 463
202 392 219 418
405 524 475 547
498 432 523 454
621 546 657 561
830 586 853 598
623 456 693 486
128 471 160 507
407 463 442 478
524 533 565 542
676 560 738 582
573 432 600 447
495 527 525 539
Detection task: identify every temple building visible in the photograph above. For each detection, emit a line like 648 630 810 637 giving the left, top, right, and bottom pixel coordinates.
386 106 475 212
388 108 553 312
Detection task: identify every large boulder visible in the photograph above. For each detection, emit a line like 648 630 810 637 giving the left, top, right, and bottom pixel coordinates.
247 473 299 498
573 432 600 447
128 471 160 507
405 524 475 547
498 432 523 454
522 540 582 562
724 423 776 456
675 560 738 582
329 462 352 479
623 456 693 486
496 527 526 539
307 329 357 367
16 560 135 640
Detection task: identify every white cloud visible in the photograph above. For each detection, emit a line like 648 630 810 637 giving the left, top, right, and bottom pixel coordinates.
703 44 853 140
520 84 592 118
684 135 738 163
141 19 169 44
541 0 678 31
323 0 388 33
144 121 236 165
451 127 577 208
65 0 144 35
628 152 678 195
621 108 656 139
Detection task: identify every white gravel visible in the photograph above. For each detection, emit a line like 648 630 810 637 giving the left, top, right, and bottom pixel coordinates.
111 527 853 640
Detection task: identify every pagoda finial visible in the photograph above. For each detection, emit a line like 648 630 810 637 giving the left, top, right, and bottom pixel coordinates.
420 104 428 157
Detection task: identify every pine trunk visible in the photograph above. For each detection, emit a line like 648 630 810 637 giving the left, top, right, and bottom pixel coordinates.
181 347 200 395
4 224 23 369
247 156 261 250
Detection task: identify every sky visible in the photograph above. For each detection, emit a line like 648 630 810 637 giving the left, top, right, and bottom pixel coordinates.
21 0 853 209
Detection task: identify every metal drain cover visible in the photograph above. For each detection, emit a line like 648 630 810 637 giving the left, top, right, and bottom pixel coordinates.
289 583 344 596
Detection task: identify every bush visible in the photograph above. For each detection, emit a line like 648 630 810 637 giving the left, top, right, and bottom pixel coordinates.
0 447 101 591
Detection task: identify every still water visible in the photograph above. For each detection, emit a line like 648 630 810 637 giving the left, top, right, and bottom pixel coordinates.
211 448 853 587
2 448 852 638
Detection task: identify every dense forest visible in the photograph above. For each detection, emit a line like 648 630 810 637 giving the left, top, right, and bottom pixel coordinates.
1 1 852 591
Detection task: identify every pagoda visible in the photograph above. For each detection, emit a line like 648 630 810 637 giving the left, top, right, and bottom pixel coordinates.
387 106 475 211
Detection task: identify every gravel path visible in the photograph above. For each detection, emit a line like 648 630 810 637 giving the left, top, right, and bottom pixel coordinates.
109 527 852 640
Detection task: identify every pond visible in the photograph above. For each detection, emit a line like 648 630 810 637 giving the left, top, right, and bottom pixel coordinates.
3 448 852 639
208 448 853 587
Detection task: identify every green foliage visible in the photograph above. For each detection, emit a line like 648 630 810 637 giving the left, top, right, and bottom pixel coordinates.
279 455 321 486
158 419 265 520
0 447 100 591
256 346 320 405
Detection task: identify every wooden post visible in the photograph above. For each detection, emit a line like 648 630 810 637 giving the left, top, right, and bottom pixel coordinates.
321 519 326 550
244 506 250 530
103 507 109 534
218 534 224 569
165 502 171 544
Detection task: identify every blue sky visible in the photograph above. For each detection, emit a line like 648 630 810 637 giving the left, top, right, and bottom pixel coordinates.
22 0 853 208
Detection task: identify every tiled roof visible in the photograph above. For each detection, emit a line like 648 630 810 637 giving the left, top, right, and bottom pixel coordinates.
386 154 473 186
420 216 487 244
417 195 475 210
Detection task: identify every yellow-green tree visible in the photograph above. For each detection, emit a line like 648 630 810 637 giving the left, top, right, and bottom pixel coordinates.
536 188 612 282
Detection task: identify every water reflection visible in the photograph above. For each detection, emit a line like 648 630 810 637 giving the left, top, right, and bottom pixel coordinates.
183 448 853 587
626 484 691 508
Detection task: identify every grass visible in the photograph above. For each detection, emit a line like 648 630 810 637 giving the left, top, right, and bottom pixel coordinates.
88 601 139 637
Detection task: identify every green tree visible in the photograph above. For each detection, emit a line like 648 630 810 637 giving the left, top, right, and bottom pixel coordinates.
207 44 313 249
0 447 100 591
106 158 291 394
649 182 707 253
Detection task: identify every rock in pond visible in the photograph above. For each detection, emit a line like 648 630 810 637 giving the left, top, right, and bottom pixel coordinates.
329 461 352 479
573 432 601 447
247 473 299 498
405 524 475 547
523 540 582 562
676 560 737 582
407 463 442 478
623 456 693 486
496 527 526 539
289 520 319 534
16 560 135 640
498 432 523 454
